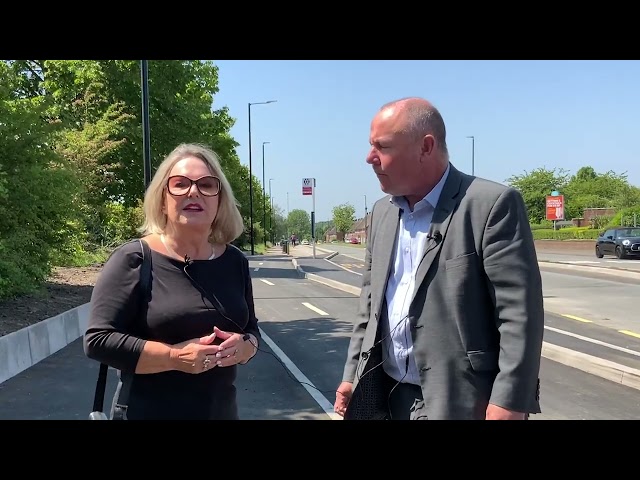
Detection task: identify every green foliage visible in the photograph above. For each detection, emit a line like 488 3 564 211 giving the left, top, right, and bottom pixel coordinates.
591 215 613 230
315 220 333 239
332 203 356 234
0 59 267 301
507 165 640 225
506 167 570 224
610 206 640 228
287 209 311 239
102 201 145 247
532 227 600 241
0 61 84 299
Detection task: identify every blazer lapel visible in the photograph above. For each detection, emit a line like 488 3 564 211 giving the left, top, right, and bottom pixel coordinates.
410 165 464 305
371 201 401 319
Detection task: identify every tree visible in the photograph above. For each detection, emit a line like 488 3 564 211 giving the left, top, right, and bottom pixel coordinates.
9 60 265 246
287 209 311 240
315 220 333 240
332 203 356 235
507 165 640 224
0 62 83 299
41 60 243 208
271 205 289 242
506 167 570 223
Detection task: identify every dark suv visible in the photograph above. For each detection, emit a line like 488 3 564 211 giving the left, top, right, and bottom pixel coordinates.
595 227 640 259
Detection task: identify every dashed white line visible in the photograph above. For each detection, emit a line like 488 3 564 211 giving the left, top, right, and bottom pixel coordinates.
257 326 341 420
260 279 275 286
302 302 329 316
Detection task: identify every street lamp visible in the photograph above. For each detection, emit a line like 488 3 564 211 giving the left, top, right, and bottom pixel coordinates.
466 135 475 176
140 60 151 190
248 100 276 255
364 194 368 244
262 141 270 247
269 178 274 243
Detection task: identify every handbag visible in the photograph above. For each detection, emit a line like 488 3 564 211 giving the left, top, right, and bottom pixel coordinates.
88 239 152 420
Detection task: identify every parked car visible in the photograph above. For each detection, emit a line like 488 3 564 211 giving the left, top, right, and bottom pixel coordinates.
595 227 640 259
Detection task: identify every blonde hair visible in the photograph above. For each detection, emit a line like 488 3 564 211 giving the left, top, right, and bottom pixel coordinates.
139 143 245 244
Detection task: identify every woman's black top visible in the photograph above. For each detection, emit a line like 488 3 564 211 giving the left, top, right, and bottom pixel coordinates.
84 239 260 420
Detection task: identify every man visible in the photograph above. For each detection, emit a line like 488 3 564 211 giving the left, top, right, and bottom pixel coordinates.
334 97 544 420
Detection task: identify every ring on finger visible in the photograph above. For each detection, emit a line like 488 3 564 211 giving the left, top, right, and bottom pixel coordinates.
203 356 212 370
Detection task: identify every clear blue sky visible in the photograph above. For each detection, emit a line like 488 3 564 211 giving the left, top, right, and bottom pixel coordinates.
211 60 640 223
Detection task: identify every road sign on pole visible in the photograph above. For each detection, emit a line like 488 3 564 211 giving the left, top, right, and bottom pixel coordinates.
546 194 565 230
302 178 316 258
302 177 314 196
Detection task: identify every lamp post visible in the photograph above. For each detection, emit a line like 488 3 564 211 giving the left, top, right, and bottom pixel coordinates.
466 135 475 176
140 60 151 190
248 100 276 255
262 141 270 247
364 194 368 244
269 178 274 243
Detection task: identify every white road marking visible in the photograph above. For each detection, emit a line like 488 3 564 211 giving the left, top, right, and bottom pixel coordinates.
545 325 640 357
254 268 260 271
324 258 363 276
260 279 275 286
302 302 329 316
257 326 341 420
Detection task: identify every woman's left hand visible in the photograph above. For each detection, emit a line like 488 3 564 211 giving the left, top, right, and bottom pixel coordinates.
211 326 257 367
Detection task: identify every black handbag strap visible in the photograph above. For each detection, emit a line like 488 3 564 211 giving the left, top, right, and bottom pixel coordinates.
91 238 152 414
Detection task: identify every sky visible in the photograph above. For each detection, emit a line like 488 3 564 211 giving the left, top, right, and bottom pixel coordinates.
211 60 640 223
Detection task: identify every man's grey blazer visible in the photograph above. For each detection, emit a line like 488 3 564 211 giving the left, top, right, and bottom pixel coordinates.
342 163 544 420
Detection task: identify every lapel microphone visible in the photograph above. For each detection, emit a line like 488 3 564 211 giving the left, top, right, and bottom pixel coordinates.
427 231 442 243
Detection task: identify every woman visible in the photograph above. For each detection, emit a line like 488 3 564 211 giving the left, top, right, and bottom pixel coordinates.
84 143 260 420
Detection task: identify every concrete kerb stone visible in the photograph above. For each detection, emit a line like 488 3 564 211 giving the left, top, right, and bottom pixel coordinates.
0 302 91 385
292 258 640 392
542 343 640 391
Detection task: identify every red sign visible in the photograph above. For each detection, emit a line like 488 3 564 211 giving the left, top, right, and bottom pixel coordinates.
546 195 565 221
302 177 314 196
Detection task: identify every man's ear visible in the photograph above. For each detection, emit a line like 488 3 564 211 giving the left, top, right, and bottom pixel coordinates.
421 134 435 155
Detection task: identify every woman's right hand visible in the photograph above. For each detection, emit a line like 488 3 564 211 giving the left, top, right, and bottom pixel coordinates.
170 332 221 374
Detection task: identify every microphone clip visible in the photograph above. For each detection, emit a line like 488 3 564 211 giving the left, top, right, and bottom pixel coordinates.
427 231 442 243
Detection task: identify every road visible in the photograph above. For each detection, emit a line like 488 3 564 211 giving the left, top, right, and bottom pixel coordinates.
537 251 640 273
293 243 640 419
1 251 639 420
319 241 640 272
316 246 640 334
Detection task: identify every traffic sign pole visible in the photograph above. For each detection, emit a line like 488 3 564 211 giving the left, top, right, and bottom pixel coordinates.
302 177 316 259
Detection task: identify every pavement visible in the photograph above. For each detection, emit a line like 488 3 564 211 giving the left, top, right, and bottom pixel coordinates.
278 242 640 393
